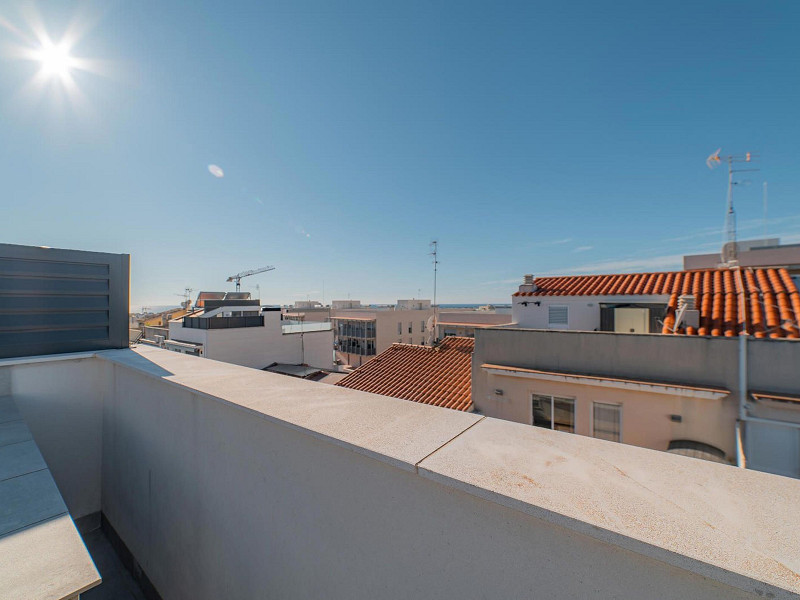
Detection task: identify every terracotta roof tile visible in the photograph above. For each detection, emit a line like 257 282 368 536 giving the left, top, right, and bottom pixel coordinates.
514 267 800 339
335 337 474 411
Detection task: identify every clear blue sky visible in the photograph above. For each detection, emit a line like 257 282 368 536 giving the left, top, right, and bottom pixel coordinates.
2 1 799 309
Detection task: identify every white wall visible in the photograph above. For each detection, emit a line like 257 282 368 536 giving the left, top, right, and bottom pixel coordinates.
8 356 106 521
512 295 669 331
98 354 767 600
170 311 333 370
3 349 797 599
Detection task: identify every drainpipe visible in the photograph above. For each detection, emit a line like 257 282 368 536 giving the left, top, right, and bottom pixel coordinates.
736 332 747 468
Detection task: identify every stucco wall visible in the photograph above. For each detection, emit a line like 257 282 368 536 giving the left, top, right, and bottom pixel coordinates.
8 356 106 520
480 373 736 458
3 349 797 599
99 356 758 600
511 295 670 331
473 328 800 462
170 311 333 370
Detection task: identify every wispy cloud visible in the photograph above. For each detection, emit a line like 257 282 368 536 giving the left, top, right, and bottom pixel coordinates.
661 214 800 244
573 245 593 253
538 253 684 276
480 277 521 286
525 237 573 249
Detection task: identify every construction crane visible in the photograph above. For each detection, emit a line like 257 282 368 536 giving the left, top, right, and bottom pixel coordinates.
226 266 275 292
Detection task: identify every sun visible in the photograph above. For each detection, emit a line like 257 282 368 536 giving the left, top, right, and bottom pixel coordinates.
34 41 74 79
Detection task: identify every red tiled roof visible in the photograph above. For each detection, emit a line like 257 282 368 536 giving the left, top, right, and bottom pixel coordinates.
335 337 474 411
514 267 800 339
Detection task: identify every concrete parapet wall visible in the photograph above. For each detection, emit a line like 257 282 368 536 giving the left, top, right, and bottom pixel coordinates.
2 347 799 599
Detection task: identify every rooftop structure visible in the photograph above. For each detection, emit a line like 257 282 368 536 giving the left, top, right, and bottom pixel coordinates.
436 311 512 338
512 267 800 338
331 301 435 367
684 238 800 275
337 337 474 411
168 304 333 370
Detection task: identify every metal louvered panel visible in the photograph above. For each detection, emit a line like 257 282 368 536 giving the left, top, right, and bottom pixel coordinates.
0 244 129 359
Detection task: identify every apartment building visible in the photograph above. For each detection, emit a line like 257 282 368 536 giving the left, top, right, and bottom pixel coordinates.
473 267 800 477
684 238 800 275
331 300 434 367
512 267 800 338
168 298 333 370
436 311 512 338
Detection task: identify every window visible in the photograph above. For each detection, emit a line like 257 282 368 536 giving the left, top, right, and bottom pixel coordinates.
397 322 402 335
548 305 568 327
532 395 574 433
593 402 621 442
421 320 426 332
408 322 412 334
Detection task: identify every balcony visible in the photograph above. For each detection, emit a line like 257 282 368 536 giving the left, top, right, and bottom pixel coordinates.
1 346 799 599
181 315 265 330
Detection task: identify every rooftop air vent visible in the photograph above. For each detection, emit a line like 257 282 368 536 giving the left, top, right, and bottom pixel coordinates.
519 274 537 294
674 294 700 330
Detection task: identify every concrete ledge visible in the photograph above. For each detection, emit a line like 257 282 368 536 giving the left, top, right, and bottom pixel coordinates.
0 395 100 599
99 347 483 472
418 417 800 598
97 347 800 598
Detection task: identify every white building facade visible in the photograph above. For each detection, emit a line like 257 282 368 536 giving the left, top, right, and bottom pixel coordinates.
168 305 333 370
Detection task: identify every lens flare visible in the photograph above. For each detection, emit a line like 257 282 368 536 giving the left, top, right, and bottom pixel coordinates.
34 41 74 79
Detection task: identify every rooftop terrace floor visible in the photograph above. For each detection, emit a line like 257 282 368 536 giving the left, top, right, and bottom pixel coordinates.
81 529 146 600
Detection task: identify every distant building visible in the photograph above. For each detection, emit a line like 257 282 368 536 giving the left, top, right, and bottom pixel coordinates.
336 337 474 411
436 311 512 339
512 267 800 338
294 300 323 309
331 299 362 309
331 300 435 367
684 238 800 276
167 298 333 370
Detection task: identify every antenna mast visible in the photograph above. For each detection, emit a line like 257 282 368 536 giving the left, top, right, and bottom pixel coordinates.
430 240 439 341
706 150 759 264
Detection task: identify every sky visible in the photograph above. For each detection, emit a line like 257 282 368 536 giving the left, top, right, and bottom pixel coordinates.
1 1 799 310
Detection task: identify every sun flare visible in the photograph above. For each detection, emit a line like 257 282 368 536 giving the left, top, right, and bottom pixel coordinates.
35 41 74 79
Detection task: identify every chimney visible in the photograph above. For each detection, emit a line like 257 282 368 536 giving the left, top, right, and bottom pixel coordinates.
519 274 537 294
675 294 700 330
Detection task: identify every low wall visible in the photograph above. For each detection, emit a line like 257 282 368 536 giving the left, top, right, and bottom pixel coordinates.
2 348 798 599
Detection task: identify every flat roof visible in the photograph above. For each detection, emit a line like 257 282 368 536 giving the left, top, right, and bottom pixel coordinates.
482 363 729 399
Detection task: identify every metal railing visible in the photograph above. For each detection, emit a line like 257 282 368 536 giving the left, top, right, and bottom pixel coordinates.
183 316 264 330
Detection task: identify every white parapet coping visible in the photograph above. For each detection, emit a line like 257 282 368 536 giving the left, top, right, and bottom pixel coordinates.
0 396 100 600
482 363 729 400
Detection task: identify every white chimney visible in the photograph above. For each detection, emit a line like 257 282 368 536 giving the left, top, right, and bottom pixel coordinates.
519 274 537 294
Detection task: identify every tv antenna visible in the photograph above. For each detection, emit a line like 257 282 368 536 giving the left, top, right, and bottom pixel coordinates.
706 149 759 264
174 287 194 309
429 240 439 341
226 266 275 292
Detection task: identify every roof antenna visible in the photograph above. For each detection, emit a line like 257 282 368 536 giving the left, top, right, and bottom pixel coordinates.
763 181 768 241
706 149 759 265
429 240 439 342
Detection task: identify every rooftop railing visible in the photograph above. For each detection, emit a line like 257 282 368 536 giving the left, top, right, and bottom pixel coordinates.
182 315 264 329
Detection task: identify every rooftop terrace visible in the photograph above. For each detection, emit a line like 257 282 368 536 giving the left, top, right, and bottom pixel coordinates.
0 346 799 599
